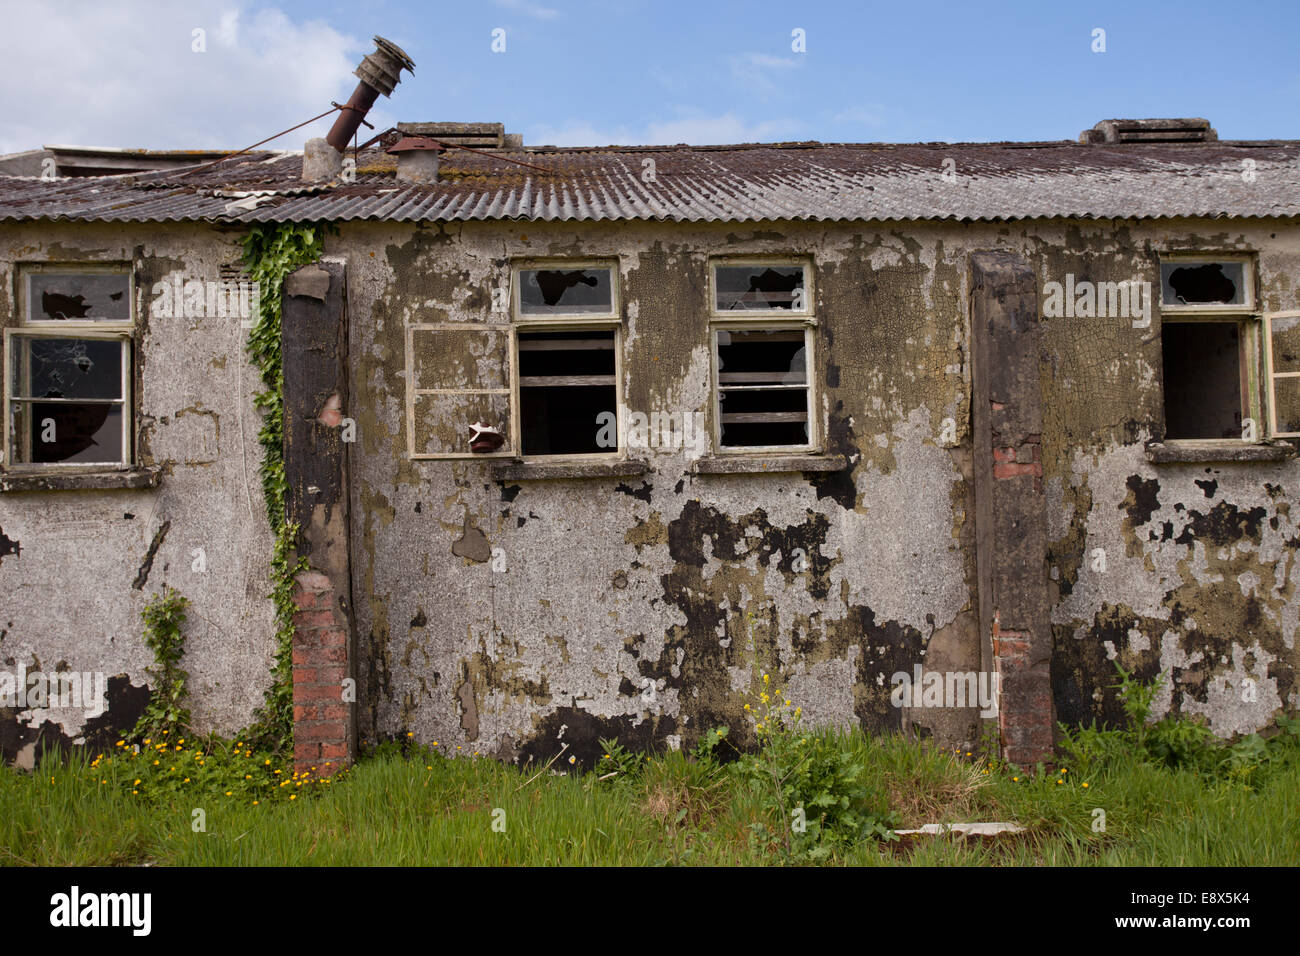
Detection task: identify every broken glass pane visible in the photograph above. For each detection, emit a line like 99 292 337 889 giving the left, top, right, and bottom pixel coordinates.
413 392 511 457
27 273 130 322
9 337 123 400
715 265 806 311
518 268 614 315
1160 261 1247 307
10 401 123 464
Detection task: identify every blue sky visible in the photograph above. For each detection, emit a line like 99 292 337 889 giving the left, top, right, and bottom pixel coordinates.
1 0 1297 153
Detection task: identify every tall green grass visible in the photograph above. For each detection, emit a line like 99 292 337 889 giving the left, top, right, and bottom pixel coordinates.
3 724 1297 866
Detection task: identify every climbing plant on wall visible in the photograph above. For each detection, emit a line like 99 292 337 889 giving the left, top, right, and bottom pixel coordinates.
240 222 330 753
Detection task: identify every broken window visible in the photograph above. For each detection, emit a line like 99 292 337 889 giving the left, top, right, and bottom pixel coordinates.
713 262 810 313
1160 259 1251 309
518 330 618 455
5 268 133 468
713 327 812 449
516 266 616 317
1157 255 1263 442
1161 322 1245 440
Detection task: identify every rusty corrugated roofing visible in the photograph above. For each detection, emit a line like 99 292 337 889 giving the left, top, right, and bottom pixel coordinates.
0 139 1297 224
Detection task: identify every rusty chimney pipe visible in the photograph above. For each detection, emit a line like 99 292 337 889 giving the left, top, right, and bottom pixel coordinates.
326 36 415 151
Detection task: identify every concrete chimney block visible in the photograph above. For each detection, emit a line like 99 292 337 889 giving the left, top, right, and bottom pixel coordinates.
303 138 343 182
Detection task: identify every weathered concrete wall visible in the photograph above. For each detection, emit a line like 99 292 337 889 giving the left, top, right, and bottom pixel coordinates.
4 214 1296 767
336 217 1300 762
0 222 276 763
338 219 980 765
1036 219 1300 736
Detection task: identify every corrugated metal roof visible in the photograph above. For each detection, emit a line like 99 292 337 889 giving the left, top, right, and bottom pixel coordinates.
0 139 1297 224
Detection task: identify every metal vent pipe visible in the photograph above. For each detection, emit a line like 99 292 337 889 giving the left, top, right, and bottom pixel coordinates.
325 36 415 151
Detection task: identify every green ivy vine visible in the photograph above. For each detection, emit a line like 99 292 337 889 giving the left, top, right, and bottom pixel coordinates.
240 222 331 753
131 588 193 741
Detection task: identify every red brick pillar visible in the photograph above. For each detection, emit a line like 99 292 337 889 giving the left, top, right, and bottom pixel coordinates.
292 571 352 774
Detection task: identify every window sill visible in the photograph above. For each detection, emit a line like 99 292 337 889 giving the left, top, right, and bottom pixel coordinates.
0 467 162 493
490 458 651 481
1144 440 1296 464
692 453 847 475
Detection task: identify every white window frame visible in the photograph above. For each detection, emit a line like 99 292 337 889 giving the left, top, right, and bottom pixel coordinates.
1157 254 1264 442
709 256 814 318
512 259 620 322
510 258 623 460
405 322 516 460
709 323 817 456
1159 254 1255 315
4 264 134 471
1264 310 1300 439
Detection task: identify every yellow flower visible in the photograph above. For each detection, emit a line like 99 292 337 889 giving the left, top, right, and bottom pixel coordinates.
1061 768 1068 773
252 800 259 806
116 741 124 747
289 794 297 800
183 778 190 783
265 759 271 765
132 790 138 795
427 765 433 770
407 732 414 737
744 704 750 711
225 791 232 796
432 743 439 747
795 707 801 716
762 674 769 684
144 738 151 745
1013 776 1019 782
1081 782 1089 788
153 760 159 765
133 779 140 785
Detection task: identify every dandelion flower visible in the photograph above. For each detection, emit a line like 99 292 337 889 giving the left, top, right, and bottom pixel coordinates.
290 794 297 800
1081 782 1089 788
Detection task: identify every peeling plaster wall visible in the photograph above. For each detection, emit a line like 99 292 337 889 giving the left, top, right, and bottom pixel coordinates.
338 220 981 764
338 216 1300 759
1036 219 1300 737
5 214 1295 765
0 223 276 764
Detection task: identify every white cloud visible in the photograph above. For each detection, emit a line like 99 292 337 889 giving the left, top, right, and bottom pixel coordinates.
728 52 799 93
529 110 807 147
492 0 560 20
0 1 374 154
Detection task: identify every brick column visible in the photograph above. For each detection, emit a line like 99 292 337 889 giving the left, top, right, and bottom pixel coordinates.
282 260 355 776
970 252 1055 766
292 571 350 772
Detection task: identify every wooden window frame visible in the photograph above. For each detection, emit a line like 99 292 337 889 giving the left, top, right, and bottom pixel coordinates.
709 322 818 456
709 256 814 319
1159 254 1256 315
511 258 623 460
4 264 135 472
512 259 619 322
1264 310 1300 439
